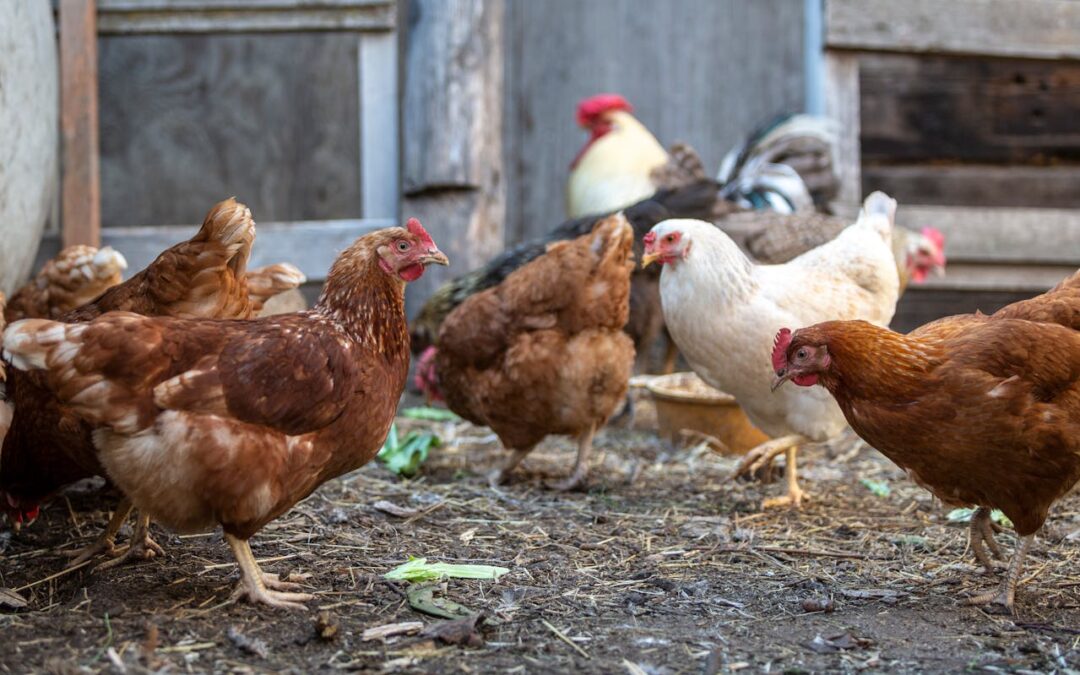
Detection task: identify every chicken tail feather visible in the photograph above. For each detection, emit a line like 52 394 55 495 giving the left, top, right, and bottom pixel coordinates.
197 197 256 277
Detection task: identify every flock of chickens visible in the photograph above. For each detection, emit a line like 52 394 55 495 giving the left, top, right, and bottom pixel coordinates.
0 93 1076 617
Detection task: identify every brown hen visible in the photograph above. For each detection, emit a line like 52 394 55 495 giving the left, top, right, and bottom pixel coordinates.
773 270 1080 612
0 199 294 566
3 219 447 609
4 245 128 322
435 214 636 490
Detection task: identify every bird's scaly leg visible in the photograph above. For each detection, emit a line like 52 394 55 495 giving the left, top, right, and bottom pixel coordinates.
967 533 1032 614
95 511 166 572
487 445 535 487
549 425 596 492
730 434 808 508
64 499 133 567
968 506 1005 574
761 446 808 509
226 533 313 610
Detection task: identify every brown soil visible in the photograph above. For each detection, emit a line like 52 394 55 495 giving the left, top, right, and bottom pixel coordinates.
1 408 1078 674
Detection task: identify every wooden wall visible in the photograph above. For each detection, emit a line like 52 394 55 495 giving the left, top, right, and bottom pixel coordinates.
98 33 362 228
503 0 806 244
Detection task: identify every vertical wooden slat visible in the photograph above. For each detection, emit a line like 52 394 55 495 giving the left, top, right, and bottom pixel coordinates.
359 31 399 220
823 51 860 209
60 0 101 247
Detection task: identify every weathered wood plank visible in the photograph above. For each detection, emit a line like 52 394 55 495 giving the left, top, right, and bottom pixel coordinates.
360 31 398 219
823 51 860 208
826 0 1080 61
33 219 392 283
60 0 101 248
505 0 805 244
98 34 361 228
94 0 395 33
401 0 505 313
916 262 1078 293
896 205 1080 266
864 164 1080 210
860 53 1080 165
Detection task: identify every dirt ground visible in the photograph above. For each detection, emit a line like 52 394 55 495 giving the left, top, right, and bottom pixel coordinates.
1 402 1078 674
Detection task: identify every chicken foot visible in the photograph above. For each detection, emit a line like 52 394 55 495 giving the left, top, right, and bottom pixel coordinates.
548 425 596 492
730 434 808 508
95 512 165 572
966 534 1033 614
969 506 1005 574
226 533 314 610
487 446 535 487
64 500 133 567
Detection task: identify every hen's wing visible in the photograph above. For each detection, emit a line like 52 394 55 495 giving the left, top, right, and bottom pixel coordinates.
4 312 363 438
739 211 848 264
67 198 256 322
990 269 1080 331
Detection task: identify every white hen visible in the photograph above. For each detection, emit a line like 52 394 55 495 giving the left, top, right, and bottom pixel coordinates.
644 192 900 508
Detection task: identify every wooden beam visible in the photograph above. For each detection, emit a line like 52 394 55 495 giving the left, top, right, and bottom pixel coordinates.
359 31 398 219
59 0 101 248
33 218 393 284
94 0 395 34
401 0 505 315
826 0 1080 61
823 51 860 208
896 205 1080 266
864 164 1080 210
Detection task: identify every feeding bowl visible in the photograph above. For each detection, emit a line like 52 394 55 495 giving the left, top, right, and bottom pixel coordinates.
640 372 768 455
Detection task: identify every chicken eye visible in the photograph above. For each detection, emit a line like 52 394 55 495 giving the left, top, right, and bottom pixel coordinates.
666 234 676 243
796 349 808 360
397 241 410 252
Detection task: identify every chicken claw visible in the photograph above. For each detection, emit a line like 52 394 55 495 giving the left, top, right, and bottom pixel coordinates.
760 447 809 509
64 500 133 568
731 435 808 509
94 513 165 572
226 534 314 611
969 506 1005 574
966 534 1032 615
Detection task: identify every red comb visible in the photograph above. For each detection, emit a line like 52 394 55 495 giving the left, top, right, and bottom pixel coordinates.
406 218 435 248
920 227 946 265
576 93 632 126
771 328 793 372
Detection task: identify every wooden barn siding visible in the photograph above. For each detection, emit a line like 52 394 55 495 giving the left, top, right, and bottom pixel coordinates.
503 0 806 244
97 33 362 228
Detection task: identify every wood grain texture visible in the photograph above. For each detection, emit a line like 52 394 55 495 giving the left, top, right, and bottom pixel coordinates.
864 164 1080 210
892 288 1039 334
60 0 101 248
97 33 361 228
401 0 505 313
826 0 1080 60
823 51 860 208
504 0 805 243
897 205 1080 266
860 53 1080 165
95 0 395 34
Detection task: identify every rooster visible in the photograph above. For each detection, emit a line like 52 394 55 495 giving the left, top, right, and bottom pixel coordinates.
566 94 671 218
4 245 128 322
434 215 635 490
644 192 900 508
0 199 303 567
772 270 1080 612
3 219 447 609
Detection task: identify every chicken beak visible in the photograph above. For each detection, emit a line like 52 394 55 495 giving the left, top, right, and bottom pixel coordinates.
420 250 449 267
641 252 660 268
770 369 792 392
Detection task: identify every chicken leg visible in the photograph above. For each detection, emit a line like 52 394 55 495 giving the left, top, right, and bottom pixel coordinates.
487 446 535 487
967 534 1033 614
226 533 314 610
549 425 596 492
730 434 807 508
95 511 165 572
64 499 133 567
969 506 1004 574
